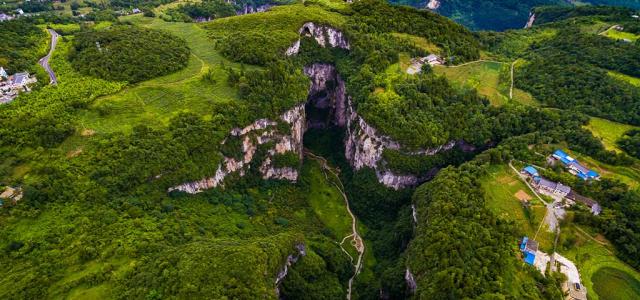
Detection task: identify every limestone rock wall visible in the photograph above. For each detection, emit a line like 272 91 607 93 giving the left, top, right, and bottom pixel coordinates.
285 22 350 56
168 104 306 194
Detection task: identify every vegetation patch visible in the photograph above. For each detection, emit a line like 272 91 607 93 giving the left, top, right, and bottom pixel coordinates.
584 117 638 153
203 3 347 65
433 61 535 106
69 25 190 83
592 267 640 300
0 19 47 73
480 164 552 251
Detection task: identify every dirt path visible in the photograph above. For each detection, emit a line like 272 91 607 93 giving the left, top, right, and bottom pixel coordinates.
509 61 516 100
38 29 59 85
305 150 364 300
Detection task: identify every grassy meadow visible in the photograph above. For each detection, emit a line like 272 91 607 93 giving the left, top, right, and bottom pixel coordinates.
584 117 638 153
608 71 640 87
480 164 553 252
602 27 640 42
74 16 249 134
433 61 536 106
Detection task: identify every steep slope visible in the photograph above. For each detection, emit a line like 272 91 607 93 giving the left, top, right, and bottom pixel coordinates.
387 0 640 31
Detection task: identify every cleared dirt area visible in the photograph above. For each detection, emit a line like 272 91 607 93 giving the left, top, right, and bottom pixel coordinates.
515 190 532 202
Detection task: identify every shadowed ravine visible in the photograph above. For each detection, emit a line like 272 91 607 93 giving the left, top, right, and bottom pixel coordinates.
305 149 364 300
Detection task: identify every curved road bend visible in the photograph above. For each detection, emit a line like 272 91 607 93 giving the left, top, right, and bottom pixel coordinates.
38 29 59 85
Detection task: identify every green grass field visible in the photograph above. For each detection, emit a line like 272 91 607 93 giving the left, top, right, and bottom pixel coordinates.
75 17 247 134
562 225 640 300
433 61 537 106
584 117 639 153
480 164 553 251
602 27 640 42
593 267 640 300
608 71 640 87
304 160 353 241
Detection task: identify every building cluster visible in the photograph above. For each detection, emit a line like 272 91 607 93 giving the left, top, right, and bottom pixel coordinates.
0 67 37 103
550 150 600 181
519 237 587 300
406 54 444 74
0 8 25 22
521 164 601 215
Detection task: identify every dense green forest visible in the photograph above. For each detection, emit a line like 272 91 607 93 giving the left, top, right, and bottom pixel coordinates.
0 19 47 74
1 1 640 299
479 8 640 126
69 26 190 83
385 0 640 30
618 129 640 159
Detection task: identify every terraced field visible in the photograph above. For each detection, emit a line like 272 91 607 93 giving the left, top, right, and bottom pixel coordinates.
562 226 640 300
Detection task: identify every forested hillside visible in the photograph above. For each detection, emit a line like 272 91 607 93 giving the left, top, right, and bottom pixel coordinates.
0 1 639 299
387 0 640 30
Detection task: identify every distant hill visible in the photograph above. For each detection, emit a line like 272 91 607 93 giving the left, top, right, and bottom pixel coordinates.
388 0 640 30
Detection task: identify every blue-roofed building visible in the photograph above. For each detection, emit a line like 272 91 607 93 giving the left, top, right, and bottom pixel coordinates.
520 237 538 265
522 166 539 177
0 199 4 207
551 149 600 181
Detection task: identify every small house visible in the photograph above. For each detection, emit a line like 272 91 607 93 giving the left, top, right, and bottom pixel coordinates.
522 166 539 177
0 13 13 22
0 186 23 204
16 9 24 15
0 67 7 79
533 176 571 198
520 237 538 265
10 72 29 87
132 8 141 14
424 54 443 66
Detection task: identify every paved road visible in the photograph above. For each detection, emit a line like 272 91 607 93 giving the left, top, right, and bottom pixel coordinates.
38 29 59 85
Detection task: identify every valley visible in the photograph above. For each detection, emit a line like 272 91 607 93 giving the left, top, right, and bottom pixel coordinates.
0 0 639 299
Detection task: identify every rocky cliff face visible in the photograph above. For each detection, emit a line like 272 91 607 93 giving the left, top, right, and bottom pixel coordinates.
168 104 305 194
305 63 461 189
286 22 350 56
275 244 306 297
170 27 466 193
169 63 464 193
236 4 273 15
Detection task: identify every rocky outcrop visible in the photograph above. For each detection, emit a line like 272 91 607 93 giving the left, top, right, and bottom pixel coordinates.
525 12 536 28
168 104 305 194
275 244 306 297
426 0 440 10
405 268 417 294
307 63 460 189
236 4 273 15
169 62 467 193
285 22 350 56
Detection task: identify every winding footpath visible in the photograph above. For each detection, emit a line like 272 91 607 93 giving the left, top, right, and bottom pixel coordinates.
304 150 364 300
38 29 59 85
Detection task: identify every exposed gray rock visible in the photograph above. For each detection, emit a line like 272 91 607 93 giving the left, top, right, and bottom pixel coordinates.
168 104 305 194
405 268 417 294
286 22 350 56
275 244 306 298
236 4 273 15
